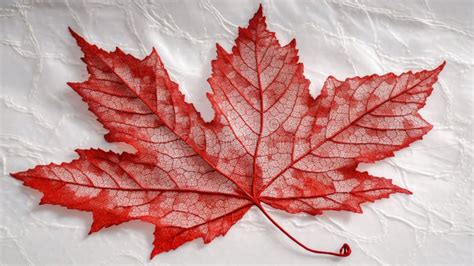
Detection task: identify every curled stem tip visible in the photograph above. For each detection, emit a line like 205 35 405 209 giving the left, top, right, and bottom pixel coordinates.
257 203 351 257
338 243 351 257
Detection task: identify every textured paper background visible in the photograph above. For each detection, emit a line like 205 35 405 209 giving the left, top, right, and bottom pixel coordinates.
1 0 473 265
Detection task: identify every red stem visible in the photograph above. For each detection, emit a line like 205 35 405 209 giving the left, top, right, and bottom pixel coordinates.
256 202 351 257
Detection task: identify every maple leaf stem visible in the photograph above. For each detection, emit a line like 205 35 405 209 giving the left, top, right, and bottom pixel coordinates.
255 202 351 257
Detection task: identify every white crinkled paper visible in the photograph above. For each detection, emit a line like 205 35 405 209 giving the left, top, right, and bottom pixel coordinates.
0 0 472 264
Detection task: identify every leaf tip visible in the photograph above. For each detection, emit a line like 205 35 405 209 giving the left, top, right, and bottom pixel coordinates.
249 3 265 24
67 82 79 91
215 43 225 54
436 61 447 73
39 198 47 205
68 27 95 53
399 187 413 195
68 27 83 43
387 180 412 195
9 171 19 179
67 26 75 36
88 223 102 235
9 170 27 182
257 3 263 15
289 38 296 47
150 249 159 260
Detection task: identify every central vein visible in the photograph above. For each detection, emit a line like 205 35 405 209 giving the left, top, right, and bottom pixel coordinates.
252 24 264 199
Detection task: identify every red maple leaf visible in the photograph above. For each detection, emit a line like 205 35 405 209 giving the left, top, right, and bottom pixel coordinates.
10 5 444 259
